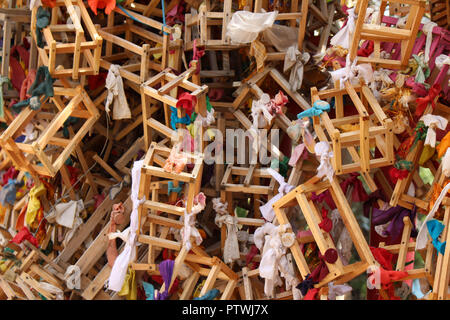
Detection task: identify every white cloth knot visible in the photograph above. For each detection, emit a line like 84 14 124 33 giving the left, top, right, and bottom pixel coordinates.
422 22 437 63
259 168 294 222
420 114 448 148
254 222 296 298
251 93 274 129
396 15 408 28
181 193 206 251
435 54 450 75
315 141 334 182
196 108 215 127
105 64 131 120
215 213 240 264
283 45 310 92
108 160 144 292
64 265 81 290
46 200 84 229
212 198 228 216
330 8 356 49
330 56 373 89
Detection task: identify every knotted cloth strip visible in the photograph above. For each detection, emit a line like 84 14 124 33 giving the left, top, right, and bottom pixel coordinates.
372 205 417 241
330 8 356 49
155 259 174 300
422 22 438 63
330 55 373 89
254 222 297 298
297 100 330 125
328 281 352 300
420 114 448 148
283 45 310 92
105 64 131 120
315 141 334 182
416 182 450 251
214 198 240 264
64 265 81 290
415 83 441 117
426 219 447 255
251 93 275 130
181 193 206 251
108 160 145 292
259 168 294 222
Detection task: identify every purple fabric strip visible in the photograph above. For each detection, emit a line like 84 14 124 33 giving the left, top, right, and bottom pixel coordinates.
372 205 417 241
156 259 174 300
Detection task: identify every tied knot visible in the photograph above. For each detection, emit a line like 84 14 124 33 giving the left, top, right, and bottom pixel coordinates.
435 54 450 73
251 94 274 129
190 39 205 74
296 274 316 296
297 100 330 125
420 114 448 148
212 198 228 216
422 22 438 63
330 56 373 89
267 168 294 195
427 219 447 254
283 45 310 91
170 106 191 130
319 208 333 233
412 54 430 84
415 83 441 117
176 92 197 117
64 265 81 290
315 141 334 182
167 181 184 195
181 193 206 251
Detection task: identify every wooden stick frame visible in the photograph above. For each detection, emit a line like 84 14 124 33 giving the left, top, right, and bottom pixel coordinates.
178 252 238 300
273 176 378 287
389 103 439 211
98 6 177 83
349 0 426 69
0 86 100 178
184 0 241 51
429 200 450 300
30 0 103 80
133 142 204 269
310 82 394 175
120 0 180 19
221 164 276 198
429 0 450 29
0 8 32 102
378 216 435 284
140 66 208 149
253 0 309 50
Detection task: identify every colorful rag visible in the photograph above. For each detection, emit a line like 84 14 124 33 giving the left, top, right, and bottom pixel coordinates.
10 226 39 247
25 183 47 227
415 83 441 117
88 0 116 15
118 267 137 300
426 219 447 255
12 66 55 112
297 100 330 125
155 259 174 300
35 7 50 48
372 205 417 241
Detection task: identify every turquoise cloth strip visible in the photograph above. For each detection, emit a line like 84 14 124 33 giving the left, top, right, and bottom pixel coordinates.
426 219 447 255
